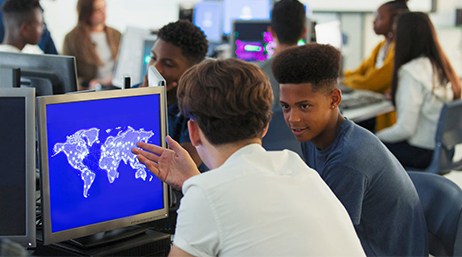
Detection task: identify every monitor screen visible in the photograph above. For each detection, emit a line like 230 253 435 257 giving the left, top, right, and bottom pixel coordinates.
231 20 276 62
222 0 271 35
37 87 169 245
193 1 223 42
0 88 36 248
315 20 342 49
0 52 77 96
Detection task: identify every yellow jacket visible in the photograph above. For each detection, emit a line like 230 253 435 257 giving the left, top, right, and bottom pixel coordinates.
343 40 396 130
343 40 394 94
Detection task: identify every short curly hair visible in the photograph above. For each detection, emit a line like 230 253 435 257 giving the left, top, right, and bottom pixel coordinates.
158 20 208 64
271 0 306 45
178 59 273 145
271 43 341 93
2 0 42 26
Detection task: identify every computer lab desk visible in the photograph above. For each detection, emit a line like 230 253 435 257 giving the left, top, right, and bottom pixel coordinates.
341 99 395 123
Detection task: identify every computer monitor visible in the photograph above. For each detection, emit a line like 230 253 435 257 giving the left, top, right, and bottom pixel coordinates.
0 52 77 96
0 88 36 248
37 87 169 246
315 20 342 49
112 27 151 88
193 1 223 42
231 20 275 62
140 35 158 80
222 0 271 35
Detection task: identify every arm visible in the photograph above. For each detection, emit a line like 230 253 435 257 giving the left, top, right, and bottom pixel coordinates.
376 69 424 142
132 135 200 190
322 165 368 225
168 246 195 257
343 42 393 93
344 42 383 78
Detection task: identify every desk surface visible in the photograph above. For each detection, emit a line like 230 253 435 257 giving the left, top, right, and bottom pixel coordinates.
340 90 395 123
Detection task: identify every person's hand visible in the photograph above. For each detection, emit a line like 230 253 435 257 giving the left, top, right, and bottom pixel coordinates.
140 74 149 88
384 88 392 100
132 136 200 190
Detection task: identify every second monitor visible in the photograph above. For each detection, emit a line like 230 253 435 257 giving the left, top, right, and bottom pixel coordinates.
0 52 78 95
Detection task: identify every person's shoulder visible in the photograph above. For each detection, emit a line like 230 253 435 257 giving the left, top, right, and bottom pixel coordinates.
106 26 122 37
399 57 432 82
337 120 387 156
255 58 272 69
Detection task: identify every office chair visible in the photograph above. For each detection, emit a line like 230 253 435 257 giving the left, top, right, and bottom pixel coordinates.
408 171 462 256
408 99 462 175
262 107 304 160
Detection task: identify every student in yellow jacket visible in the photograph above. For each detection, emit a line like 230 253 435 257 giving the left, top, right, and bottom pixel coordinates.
343 0 408 130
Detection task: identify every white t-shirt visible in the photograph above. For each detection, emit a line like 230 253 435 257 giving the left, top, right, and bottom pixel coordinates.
376 57 455 149
0 44 43 54
90 31 115 80
174 144 365 257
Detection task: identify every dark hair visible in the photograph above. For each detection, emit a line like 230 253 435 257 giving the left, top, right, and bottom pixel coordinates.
77 0 95 26
2 0 42 26
381 0 409 25
271 43 341 93
271 0 306 45
178 59 273 145
158 20 208 64
392 12 461 104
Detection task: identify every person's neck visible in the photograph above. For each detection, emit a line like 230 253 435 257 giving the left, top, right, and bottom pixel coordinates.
91 24 105 33
274 43 297 55
311 112 345 151
2 32 26 50
201 138 262 169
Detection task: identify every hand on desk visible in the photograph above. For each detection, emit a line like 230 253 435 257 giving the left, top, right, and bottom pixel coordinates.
132 135 200 190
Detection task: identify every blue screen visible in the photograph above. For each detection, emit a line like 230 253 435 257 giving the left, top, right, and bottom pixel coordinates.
45 94 164 233
223 0 271 35
194 1 222 42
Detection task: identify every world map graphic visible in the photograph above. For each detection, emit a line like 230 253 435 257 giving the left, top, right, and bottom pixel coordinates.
52 126 154 198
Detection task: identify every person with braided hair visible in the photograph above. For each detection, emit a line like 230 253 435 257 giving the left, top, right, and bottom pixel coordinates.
343 0 409 131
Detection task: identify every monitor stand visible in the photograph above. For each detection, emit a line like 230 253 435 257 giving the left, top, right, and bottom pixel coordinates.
68 225 147 248
34 227 171 256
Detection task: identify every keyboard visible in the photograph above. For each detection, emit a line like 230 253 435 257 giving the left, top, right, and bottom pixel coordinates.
339 90 385 110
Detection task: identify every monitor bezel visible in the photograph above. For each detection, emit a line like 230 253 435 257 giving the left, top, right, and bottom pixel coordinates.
231 19 272 62
222 0 272 35
37 87 169 245
0 52 78 95
0 87 36 248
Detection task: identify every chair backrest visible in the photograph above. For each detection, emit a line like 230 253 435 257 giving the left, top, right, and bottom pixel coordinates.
262 107 304 159
408 171 462 256
425 99 462 175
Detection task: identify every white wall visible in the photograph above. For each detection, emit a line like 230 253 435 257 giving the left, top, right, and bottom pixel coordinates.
40 0 199 53
40 0 462 76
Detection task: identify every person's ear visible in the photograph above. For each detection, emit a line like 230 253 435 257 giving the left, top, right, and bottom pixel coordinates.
19 23 29 37
261 123 270 138
187 119 202 148
330 88 342 109
268 26 276 38
300 26 307 40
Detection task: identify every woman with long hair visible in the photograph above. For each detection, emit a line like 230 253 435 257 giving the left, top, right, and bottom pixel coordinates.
63 0 121 90
376 12 462 169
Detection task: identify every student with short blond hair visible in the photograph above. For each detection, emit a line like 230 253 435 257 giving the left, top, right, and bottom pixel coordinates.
133 58 365 257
